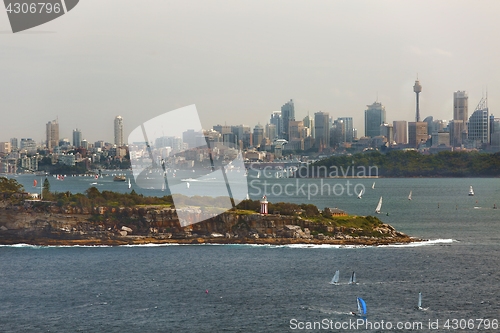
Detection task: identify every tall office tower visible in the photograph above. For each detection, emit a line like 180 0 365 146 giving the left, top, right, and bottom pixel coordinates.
270 111 283 139
303 114 315 138
253 123 264 147
393 121 408 144
46 119 59 150
490 115 500 147
330 119 345 147
288 121 304 140
467 96 489 146
114 115 124 146
413 79 422 122
449 120 465 147
10 138 18 151
453 91 469 121
338 117 353 142
281 99 295 140
314 111 330 150
265 123 276 141
451 91 468 147
408 122 428 148
73 128 82 148
364 101 386 138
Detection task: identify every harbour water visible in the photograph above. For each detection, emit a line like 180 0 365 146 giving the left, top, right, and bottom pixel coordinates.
0 175 499 332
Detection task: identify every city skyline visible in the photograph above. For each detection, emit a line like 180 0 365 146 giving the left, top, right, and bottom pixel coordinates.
1 1 500 143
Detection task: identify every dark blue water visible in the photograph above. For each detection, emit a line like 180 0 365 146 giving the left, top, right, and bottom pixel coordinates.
1 176 499 332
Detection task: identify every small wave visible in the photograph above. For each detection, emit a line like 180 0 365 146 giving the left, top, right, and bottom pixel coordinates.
380 238 456 248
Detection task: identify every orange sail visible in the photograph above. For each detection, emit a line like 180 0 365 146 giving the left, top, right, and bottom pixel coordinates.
33 179 37 187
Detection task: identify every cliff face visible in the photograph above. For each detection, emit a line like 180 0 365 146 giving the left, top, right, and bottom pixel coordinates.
0 203 413 245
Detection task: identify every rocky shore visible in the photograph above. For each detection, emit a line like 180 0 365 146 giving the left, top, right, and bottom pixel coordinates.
0 202 419 246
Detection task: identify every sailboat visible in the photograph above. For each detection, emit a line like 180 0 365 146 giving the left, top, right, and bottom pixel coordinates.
408 191 412 201
354 297 367 317
371 182 375 189
330 270 340 285
128 178 131 189
357 189 364 199
468 186 474 196
33 179 37 187
348 271 357 285
417 292 428 310
375 196 382 214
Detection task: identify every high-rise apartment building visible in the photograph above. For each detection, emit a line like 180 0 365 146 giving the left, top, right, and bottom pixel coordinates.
114 116 124 146
46 119 59 150
265 123 276 141
281 99 295 140
73 128 82 148
364 102 386 138
314 111 330 150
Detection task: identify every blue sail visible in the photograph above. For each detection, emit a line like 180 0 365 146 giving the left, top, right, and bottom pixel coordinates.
357 297 367 315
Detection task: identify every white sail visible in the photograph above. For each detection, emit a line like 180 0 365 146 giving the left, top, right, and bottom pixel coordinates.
128 178 131 189
349 271 357 284
330 270 340 284
418 292 422 308
408 191 412 200
371 182 375 189
357 189 364 199
375 196 382 214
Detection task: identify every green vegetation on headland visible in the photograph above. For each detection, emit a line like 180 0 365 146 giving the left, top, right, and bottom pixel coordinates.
310 150 500 177
0 177 416 246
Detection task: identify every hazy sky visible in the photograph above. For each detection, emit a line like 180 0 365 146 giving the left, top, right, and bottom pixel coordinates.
1 0 500 144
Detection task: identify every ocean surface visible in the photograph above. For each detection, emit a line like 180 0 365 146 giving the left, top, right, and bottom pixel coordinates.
0 174 499 332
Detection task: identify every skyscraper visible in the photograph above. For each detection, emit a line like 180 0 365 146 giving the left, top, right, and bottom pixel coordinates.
408 122 428 148
413 79 422 122
114 115 124 146
303 114 315 138
46 119 59 150
314 111 330 150
338 117 354 142
364 102 386 138
468 96 489 146
452 91 468 146
281 99 295 140
253 123 264 147
270 111 283 139
393 121 408 144
73 128 82 148
453 91 469 122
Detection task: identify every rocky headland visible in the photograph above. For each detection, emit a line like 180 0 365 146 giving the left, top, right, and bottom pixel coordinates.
0 201 418 246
